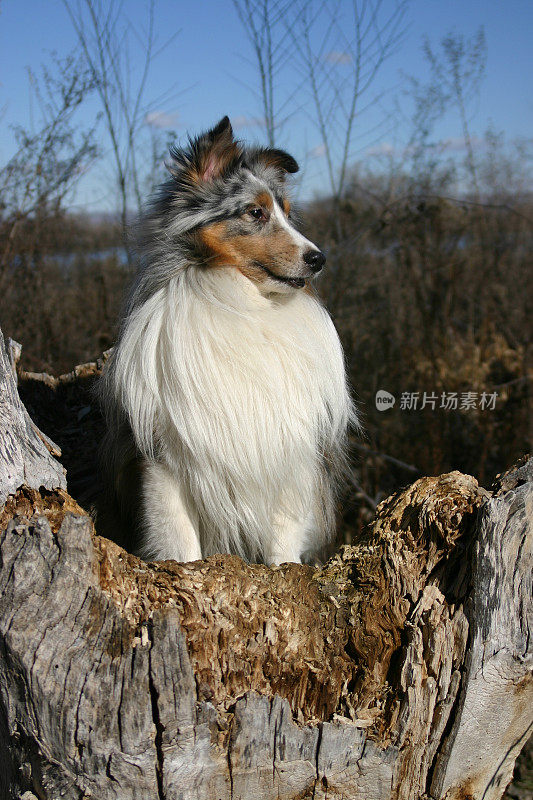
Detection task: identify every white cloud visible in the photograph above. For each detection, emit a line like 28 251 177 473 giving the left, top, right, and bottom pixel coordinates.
231 115 265 129
144 111 180 129
309 143 327 157
439 136 484 152
363 138 486 159
365 142 396 157
324 50 352 65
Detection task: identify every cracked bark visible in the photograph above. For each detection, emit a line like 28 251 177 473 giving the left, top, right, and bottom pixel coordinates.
0 329 531 800
148 619 168 800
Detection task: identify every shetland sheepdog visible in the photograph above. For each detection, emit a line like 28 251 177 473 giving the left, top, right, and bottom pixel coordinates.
99 117 356 565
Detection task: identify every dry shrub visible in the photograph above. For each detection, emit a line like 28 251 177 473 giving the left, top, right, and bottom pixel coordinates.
0 212 128 374
304 187 531 538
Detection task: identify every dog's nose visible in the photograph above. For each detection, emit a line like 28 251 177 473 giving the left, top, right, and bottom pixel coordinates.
303 249 326 273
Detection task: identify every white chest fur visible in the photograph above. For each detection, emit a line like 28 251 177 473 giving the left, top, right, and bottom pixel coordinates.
110 267 353 560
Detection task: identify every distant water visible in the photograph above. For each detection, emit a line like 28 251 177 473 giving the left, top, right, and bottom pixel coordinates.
42 247 131 272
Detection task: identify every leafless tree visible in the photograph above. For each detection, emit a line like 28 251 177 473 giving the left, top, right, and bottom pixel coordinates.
63 0 179 257
234 1 407 221
289 0 407 230
406 28 487 197
0 53 98 282
232 0 295 146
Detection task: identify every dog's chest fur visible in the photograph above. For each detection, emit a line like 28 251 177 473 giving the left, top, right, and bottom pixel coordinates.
113 266 350 558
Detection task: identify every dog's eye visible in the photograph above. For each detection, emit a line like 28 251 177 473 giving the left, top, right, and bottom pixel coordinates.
248 207 266 221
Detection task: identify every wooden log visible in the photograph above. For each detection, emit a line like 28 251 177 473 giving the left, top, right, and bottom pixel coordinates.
0 330 65 505
0 329 531 800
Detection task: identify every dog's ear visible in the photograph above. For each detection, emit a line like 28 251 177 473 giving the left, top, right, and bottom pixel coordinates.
255 147 299 175
169 117 242 185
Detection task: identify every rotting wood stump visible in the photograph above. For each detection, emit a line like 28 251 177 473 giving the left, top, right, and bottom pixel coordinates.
0 327 531 800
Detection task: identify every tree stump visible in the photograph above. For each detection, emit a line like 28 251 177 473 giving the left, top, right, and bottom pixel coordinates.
0 327 531 800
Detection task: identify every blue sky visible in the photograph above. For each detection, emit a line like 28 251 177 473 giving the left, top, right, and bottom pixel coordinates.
1 0 532 209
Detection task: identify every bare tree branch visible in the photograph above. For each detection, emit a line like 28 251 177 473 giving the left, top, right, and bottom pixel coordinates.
62 0 181 259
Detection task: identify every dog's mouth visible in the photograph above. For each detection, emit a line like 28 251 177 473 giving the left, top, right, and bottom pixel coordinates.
258 264 306 289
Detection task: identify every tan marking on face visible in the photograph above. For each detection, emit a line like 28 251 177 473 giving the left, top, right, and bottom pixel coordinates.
254 191 273 211
282 197 291 216
198 220 300 285
197 222 241 267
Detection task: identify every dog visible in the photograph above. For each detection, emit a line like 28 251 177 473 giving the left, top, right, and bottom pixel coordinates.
98 116 356 565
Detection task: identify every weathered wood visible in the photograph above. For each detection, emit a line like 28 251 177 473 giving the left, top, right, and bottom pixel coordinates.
1 469 531 799
430 460 533 798
0 328 531 799
0 331 65 505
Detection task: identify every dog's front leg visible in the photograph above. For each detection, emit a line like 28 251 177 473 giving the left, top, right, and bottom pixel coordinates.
140 460 202 563
265 508 316 566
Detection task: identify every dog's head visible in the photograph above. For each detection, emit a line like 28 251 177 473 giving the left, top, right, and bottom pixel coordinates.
154 117 325 293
